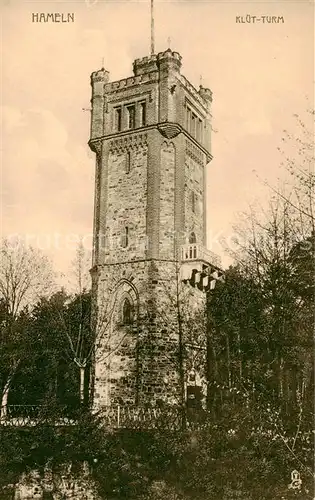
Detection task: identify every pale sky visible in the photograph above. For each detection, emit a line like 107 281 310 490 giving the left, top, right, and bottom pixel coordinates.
1 0 314 278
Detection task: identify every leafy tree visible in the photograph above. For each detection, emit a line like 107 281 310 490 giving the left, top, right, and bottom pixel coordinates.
6 289 93 416
207 200 314 489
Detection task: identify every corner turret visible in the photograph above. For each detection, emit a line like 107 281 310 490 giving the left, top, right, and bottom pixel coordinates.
157 49 182 74
199 85 212 112
133 55 158 76
90 68 110 139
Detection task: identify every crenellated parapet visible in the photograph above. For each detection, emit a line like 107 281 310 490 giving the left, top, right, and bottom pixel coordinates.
102 49 182 95
199 85 213 104
104 71 158 94
157 49 182 74
133 49 182 77
89 50 212 154
133 54 158 76
179 74 212 114
91 68 110 84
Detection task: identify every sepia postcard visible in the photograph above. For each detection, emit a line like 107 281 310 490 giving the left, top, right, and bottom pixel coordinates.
1 0 314 499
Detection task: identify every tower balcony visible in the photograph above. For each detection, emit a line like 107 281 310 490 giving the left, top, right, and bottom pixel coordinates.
180 244 223 289
181 244 221 268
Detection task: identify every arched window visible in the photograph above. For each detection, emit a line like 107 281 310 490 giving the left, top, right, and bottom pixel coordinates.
189 232 196 244
122 297 133 325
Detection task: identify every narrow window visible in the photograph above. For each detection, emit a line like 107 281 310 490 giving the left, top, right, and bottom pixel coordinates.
122 298 133 325
197 119 202 141
127 105 135 129
186 107 191 132
114 107 122 132
189 232 196 244
191 190 196 213
139 101 146 127
126 151 131 174
191 113 197 138
120 227 129 248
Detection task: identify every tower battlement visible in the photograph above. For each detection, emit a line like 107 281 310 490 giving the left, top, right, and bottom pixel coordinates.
91 68 110 83
90 50 212 155
132 49 182 76
103 71 158 94
92 51 208 110
199 85 213 103
133 53 158 76
156 48 182 73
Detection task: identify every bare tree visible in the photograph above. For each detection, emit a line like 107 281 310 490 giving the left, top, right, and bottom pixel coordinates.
279 110 314 231
0 238 55 417
0 238 55 318
49 241 126 407
256 109 314 234
66 240 92 405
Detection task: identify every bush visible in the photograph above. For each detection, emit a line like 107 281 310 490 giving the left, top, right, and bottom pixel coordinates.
0 407 313 499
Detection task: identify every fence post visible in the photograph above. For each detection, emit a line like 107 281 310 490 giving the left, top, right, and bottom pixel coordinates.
0 405 7 419
117 404 120 428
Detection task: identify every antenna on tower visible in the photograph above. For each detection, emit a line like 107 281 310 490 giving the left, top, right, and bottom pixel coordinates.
150 0 155 55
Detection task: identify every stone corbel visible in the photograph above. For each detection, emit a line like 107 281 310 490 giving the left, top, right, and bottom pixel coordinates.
209 279 216 290
194 272 201 285
89 139 103 155
157 123 181 139
202 275 209 289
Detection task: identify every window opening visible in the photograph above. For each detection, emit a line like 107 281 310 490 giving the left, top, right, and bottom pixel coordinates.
191 190 197 213
114 107 122 132
126 151 131 173
189 232 197 244
139 101 146 127
122 298 133 325
120 227 129 248
127 105 135 129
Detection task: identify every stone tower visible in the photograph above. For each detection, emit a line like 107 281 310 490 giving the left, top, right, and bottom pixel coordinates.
89 49 221 409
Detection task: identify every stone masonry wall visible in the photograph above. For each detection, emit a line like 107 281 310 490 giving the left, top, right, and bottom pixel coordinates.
11 469 99 500
93 260 148 408
159 141 176 259
104 142 148 263
184 144 206 246
152 261 207 402
93 259 207 409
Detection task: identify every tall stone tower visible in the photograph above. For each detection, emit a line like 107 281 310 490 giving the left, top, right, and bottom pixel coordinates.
89 49 221 409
